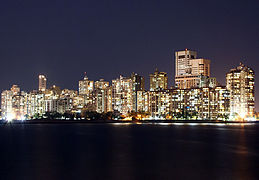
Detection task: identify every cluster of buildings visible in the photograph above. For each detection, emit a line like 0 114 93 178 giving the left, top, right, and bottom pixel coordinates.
1 49 255 121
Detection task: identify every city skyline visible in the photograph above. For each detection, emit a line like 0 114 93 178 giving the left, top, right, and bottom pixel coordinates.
0 0 258 111
1 53 255 121
1 2 259 180
2 54 259 112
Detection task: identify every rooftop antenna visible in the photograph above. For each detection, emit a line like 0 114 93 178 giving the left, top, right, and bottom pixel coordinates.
84 72 88 80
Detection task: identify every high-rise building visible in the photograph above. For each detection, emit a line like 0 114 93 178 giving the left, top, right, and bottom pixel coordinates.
175 49 210 89
112 75 133 115
94 79 112 113
214 86 230 119
95 79 109 90
199 76 219 88
149 69 168 91
131 73 145 91
39 75 47 92
1 90 13 120
148 90 171 118
26 91 46 118
131 73 145 111
175 49 197 77
45 98 72 114
226 63 255 119
136 90 149 112
170 87 230 120
78 73 95 109
78 74 94 95
1 85 26 120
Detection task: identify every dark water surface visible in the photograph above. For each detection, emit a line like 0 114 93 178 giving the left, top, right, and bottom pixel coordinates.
0 123 259 180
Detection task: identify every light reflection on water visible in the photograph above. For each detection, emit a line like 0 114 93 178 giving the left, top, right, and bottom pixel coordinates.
0 123 259 180
111 122 256 126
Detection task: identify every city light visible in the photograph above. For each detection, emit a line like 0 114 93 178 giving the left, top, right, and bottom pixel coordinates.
6 112 15 122
0 53 256 122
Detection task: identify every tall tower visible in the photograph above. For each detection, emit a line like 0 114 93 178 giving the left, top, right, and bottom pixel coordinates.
39 75 47 92
226 63 255 119
175 49 210 89
175 49 197 77
131 72 145 112
1 90 13 120
149 69 168 91
1 85 26 120
78 73 95 108
131 72 145 91
112 75 133 115
78 73 94 95
94 79 112 113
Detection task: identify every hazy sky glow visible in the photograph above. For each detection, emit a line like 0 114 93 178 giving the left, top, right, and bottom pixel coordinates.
0 0 258 110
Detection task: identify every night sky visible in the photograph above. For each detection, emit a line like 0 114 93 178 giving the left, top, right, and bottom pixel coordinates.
0 0 258 110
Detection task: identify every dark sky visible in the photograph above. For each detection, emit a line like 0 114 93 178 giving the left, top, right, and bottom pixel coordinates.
0 0 259 110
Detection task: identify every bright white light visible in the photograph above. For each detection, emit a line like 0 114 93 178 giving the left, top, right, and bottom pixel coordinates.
158 123 170 126
20 115 26 121
6 112 15 122
245 117 256 121
187 123 198 126
240 111 246 119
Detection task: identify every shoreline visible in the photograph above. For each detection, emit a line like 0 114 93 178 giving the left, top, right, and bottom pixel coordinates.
1 119 258 124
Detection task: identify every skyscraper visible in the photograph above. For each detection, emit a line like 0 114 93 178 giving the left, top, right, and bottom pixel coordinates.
112 75 133 115
131 72 145 91
149 69 168 91
175 49 197 77
131 72 145 111
78 73 95 109
226 63 255 119
1 90 13 120
39 75 47 92
78 73 94 95
175 49 210 89
1 85 26 120
94 79 112 113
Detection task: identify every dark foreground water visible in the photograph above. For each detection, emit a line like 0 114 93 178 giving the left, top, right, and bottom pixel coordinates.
0 123 259 180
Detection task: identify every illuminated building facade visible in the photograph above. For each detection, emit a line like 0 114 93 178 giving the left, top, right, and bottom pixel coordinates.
199 76 219 88
148 90 171 118
170 87 230 120
175 49 197 77
78 74 94 95
26 91 46 117
45 98 73 114
136 91 149 112
131 73 145 91
149 69 168 91
95 79 112 113
95 79 109 90
44 85 74 114
1 85 27 120
39 75 47 92
175 50 210 89
1 90 13 120
112 76 133 115
214 86 230 119
78 74 95 109
226 63 255 119
131 73 145 111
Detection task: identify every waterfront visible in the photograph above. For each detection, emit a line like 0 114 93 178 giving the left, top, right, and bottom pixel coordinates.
0 123 259 180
